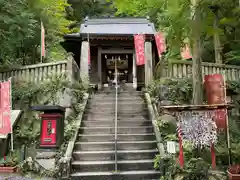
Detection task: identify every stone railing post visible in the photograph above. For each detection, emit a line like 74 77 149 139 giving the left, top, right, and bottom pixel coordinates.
66 55 74 83
61 55 79 109
59 156 71 179
145 41 153 87
80 41 90 89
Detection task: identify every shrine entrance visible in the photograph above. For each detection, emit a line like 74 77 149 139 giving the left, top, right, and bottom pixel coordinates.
101 53 133 85
62 17 158 90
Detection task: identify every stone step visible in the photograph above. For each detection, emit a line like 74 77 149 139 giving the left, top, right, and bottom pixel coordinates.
90 100 144 104
72 149 158 161
90 101 145 106
78 133 155 142
85 108 148 114
93 91 142 95
83 115 148 121
93 96 143 100
98 90 142 94
87 104 146 110
71 170 160 180
84 111 148 115
71 159 154 172
89 102 145 107
92 97 143 101
82 120 152 127
79 126 154 134
74 141 157 151
93 94 142 98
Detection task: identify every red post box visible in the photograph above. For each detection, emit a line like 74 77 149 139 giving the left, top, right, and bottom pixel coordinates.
32 105 65 148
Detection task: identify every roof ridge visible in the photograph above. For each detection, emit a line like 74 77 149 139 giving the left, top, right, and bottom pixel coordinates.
85 22 150 25
84 18 151 24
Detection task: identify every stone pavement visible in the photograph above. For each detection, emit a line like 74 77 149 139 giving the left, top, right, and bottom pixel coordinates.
0 173 55 180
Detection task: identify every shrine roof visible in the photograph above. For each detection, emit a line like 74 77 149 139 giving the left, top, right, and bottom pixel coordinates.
64 17 156 39
81 17 156 35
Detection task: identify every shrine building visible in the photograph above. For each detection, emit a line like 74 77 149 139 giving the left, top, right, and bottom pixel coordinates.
61 17 161 89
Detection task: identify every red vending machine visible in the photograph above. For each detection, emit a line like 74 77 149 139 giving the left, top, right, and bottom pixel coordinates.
32 105 65 148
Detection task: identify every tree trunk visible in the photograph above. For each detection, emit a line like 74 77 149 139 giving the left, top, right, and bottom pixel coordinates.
191 0 203 105
213 15 222 64
158 56 166 79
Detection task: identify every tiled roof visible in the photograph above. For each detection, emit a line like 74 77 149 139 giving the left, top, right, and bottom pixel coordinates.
79 17 156 35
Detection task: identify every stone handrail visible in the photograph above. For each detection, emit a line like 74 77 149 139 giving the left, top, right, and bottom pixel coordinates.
0 61 67 82
59 93 89 179
144 93 165 156
165 61 240 81
0 56 80 83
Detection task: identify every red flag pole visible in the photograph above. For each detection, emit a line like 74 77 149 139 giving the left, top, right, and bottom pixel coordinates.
211 143 216 169
223 71 232 165
88 33 90 66
40 21 45 63
177 126 184 168
9 78 13 151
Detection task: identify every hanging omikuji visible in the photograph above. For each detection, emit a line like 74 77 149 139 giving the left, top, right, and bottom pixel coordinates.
176 111 218 148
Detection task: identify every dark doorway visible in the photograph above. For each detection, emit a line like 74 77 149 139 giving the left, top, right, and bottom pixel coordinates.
101 54 133 84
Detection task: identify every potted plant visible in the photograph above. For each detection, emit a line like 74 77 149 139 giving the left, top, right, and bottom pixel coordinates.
228 164 240 180
0 152 19 173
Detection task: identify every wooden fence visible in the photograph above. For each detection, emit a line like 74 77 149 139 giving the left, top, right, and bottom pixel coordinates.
0 56 80 83
166 61 240 81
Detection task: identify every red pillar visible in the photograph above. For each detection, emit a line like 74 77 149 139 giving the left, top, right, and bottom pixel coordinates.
204 74 227 169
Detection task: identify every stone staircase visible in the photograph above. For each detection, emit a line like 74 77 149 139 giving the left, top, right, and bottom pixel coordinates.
71 89 160 180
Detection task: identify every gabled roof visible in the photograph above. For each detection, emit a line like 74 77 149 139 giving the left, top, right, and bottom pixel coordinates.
79 17 156 35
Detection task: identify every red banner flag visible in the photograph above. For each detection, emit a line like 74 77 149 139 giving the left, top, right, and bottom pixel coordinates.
181 44 192 59
0 80 11 135
155 32 166 57
134 34 145 66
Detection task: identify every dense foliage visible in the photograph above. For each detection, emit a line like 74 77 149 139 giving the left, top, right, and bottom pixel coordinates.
112 0 240 64
0 0 117 70
67 0 115 21
0 0 76 68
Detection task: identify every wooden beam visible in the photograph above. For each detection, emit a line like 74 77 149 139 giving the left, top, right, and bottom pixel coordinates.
90 40 133 47
160 104 233 111
100 49 133 54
